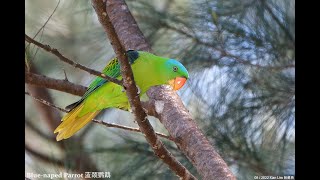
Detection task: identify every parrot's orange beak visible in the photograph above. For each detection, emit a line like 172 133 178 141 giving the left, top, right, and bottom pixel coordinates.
168 77 187 91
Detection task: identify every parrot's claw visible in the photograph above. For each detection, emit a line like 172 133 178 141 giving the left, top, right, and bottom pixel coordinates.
136 85 141 95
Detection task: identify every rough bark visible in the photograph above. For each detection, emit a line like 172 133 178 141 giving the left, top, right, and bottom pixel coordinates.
92 0 236 179
144 86 236 180
92 1 196 179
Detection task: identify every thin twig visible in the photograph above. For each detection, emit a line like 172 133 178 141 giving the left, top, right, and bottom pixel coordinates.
25 34 123 86
26 91 68 113
92 119 173 141
33 0 60 39
25 92 172 141
62 69 69 81
25 0 61 51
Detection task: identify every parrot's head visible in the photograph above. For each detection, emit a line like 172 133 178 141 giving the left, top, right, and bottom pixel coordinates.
164 59 189 91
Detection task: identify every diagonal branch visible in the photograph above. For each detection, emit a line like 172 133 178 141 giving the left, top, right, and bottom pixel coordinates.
25 91 172 141
25 34 123 86
33 0 60 39
25 71 87 96
91 0 236 179
143 86 236 180
92 1 196 179
25 0 60 51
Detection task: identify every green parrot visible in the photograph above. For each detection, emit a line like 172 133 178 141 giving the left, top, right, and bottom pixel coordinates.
54 50 189 141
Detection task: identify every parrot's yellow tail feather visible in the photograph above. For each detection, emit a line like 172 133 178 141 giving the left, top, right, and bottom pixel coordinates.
54 103 84 133
54 103 100 141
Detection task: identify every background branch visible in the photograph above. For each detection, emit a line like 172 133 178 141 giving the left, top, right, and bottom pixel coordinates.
25 34 123 86
25 72 87 96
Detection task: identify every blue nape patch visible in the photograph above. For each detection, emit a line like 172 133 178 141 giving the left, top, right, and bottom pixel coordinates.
127 50 139 64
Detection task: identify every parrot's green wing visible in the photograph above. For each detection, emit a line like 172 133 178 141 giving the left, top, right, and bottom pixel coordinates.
65 50 139 111
65 57 120 110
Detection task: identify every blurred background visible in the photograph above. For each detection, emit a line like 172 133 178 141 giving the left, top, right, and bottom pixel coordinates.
25 0 295 179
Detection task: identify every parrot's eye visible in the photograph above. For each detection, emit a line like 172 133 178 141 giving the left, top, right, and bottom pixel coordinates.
173 66 178 72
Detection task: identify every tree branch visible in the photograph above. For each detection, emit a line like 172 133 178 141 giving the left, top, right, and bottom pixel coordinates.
91 0 236 179
92 119 173 141
25 34 123 86
92 1 196 179
144 86 236 179
25 72 87 96
33 0 60 39
26 91 69 113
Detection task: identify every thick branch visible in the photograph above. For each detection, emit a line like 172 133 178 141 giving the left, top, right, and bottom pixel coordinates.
25 72 87 96
92 1 196 179
91 1 236 179
144 86 236 180
25 34 122 86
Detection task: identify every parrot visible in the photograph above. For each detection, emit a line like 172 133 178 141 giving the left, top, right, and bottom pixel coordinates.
54 50 189 141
